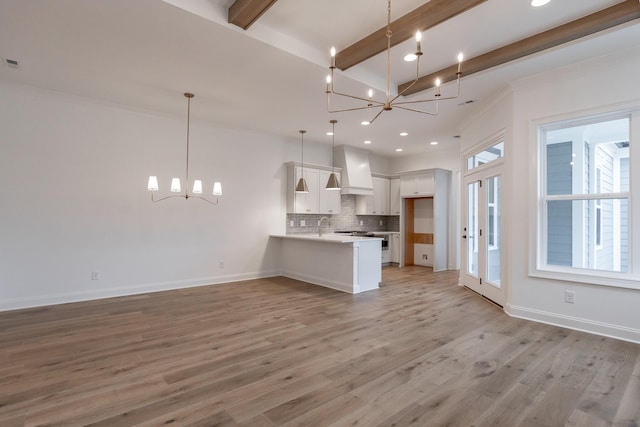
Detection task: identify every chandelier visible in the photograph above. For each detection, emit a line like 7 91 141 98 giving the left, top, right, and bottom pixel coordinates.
147 92 222 204
325 0 463 124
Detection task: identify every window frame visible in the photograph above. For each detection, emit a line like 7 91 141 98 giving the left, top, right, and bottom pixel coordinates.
530 108 640 290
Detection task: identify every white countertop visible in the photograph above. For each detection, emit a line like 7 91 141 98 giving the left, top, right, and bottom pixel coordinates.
271 233 383 243
368 231 400 236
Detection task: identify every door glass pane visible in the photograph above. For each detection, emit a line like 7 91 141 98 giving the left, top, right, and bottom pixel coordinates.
486 176 501 286
467 182 479 277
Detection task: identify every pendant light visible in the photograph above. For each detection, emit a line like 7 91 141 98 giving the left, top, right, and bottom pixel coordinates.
325 119 341 190
295 130 309 193
147 92 222 204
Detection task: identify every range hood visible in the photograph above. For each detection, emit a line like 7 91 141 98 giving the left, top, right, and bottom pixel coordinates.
333 145 373 195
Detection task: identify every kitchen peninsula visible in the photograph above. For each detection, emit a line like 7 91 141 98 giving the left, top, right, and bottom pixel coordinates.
271 234 382 294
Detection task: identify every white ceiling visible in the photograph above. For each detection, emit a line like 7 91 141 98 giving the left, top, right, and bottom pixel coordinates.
1 0 639 156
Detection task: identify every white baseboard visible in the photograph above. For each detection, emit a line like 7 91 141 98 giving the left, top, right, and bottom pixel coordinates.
0 270 281 312
279 271 356 294
505 303 640 344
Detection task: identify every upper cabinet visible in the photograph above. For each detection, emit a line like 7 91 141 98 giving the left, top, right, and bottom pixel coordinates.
389 178 400 215
318 170 341 214
400 171 435 196
356 177 389 215
286 163 342 215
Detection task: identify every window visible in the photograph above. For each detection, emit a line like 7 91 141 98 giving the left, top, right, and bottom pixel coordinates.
467 141 504 171
536 112 635 287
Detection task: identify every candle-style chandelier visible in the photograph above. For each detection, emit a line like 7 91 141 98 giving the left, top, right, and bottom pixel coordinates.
326 0 463 124
147 92 222 204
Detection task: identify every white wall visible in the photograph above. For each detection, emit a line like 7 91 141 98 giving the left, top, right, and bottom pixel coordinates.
390 148 460 175
461 46 640 342
0 81 331 310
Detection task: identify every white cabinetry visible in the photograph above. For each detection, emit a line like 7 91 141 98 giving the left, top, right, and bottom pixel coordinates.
293 167 319 214
356 177 389 215
389 178 400 215
286 163 342 214
399 168 450 271
390 233 400 263
319 170 341 214
400 172 434 196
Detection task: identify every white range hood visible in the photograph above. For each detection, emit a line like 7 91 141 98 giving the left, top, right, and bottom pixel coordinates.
333 145 373 196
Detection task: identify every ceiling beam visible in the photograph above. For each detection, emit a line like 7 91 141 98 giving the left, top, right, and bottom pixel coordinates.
398 0 640 96
336 0 487 71
228 0 279 30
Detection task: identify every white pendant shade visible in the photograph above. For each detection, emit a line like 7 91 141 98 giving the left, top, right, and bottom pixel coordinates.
170 178 181 193
213 181 222 196
147 176 159 191
192 180 203 194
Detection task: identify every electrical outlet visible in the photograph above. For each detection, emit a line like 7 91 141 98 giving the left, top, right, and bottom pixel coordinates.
219 261 225 269
565 290 575 304
423 254 428 260
379 220 383 226
91 271 99 280
359 220 363 226
289 220 294 227
300 220 306 227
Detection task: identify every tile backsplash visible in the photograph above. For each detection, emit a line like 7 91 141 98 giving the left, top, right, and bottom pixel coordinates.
286 195 400 234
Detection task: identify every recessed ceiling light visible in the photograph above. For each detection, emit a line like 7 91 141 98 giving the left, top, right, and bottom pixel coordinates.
395 148 403 152
403 53 417 62
361 121 370 126
364 140 372 144
400 132 408 136
430 141 438 145
531 0 551 7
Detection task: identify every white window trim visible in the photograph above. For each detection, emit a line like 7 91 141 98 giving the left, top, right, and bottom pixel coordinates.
464 131 505 173
529 107 640 290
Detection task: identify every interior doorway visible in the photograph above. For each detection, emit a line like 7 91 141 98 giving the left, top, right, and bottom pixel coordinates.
403 197 434 267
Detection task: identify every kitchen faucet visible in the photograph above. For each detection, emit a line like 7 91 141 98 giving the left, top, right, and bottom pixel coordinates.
318 216 331 236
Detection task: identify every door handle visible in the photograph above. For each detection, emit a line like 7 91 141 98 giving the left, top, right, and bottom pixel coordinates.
462 235 467 239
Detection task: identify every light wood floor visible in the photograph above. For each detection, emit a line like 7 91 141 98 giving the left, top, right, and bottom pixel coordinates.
1 267 638 427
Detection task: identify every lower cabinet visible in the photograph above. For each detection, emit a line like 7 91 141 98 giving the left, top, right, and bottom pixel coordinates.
390 233 400 264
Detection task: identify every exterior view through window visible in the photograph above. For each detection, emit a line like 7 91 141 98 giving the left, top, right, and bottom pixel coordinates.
540 115 629 273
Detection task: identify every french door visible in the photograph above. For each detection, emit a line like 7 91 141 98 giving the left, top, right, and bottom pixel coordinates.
462 167 504 306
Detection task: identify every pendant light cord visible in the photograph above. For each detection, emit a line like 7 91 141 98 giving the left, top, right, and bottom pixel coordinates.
185 94 191 193
300 130 305 174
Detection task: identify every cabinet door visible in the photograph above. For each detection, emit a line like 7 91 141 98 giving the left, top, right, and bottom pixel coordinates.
378 178 390 215
400 173 434 196
400 176 418 196
390 179 400 215
390 234 400 263
372 177 389 215
356 194 375 215
294 167 319 213
416 173 434 195
319 170 341 214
